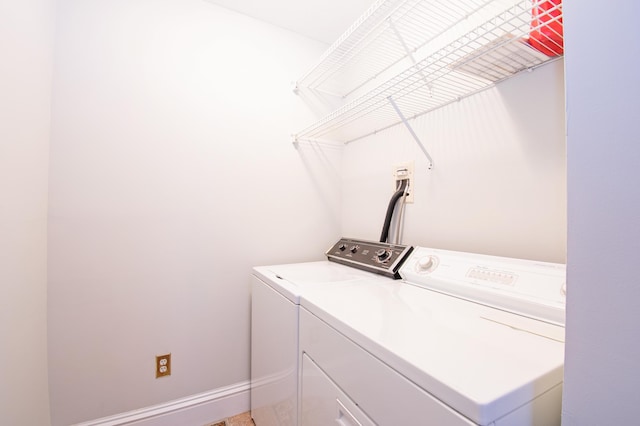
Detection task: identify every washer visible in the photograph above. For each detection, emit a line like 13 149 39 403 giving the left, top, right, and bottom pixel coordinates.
250 238 412 426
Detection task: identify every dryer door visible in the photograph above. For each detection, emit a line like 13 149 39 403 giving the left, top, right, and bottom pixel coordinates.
301 353 375 426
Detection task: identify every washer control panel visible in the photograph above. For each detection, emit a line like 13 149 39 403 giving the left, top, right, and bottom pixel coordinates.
326 238 413 279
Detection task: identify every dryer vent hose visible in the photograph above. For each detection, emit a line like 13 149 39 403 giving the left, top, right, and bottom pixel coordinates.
379 179 408 243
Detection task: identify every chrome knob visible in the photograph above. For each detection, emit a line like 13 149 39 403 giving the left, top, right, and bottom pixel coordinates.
376 249 391 261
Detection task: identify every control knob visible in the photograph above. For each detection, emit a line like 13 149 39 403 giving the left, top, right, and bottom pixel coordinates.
338 244 347 251
350 245 359 253
375 248 391 262
416 256 437 273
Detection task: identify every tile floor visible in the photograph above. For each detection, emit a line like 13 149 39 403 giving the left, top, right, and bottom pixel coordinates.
207 411 254 426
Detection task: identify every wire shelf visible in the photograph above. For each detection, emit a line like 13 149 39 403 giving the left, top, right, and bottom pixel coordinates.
294 0 563 144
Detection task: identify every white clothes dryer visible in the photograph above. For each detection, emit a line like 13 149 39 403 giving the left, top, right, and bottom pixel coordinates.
299 246 566 426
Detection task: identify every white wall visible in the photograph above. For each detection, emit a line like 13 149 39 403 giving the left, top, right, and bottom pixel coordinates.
341 60 566 263
47 1 340 424
0 0 55 425
562 0 640 424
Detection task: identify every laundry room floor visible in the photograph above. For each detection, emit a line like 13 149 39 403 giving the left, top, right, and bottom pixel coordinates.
207 411 254 426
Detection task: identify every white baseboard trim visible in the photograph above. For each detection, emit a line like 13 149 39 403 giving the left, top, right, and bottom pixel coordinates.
73 380 250 426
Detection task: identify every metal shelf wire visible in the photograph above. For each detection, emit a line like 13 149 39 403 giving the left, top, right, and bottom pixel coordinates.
294 0 563 144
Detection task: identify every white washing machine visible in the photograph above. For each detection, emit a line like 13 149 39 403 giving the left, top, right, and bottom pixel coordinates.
251 240 566 426
250 238 413 426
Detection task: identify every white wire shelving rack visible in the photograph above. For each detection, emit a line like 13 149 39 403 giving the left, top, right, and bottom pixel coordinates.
293 0 564 156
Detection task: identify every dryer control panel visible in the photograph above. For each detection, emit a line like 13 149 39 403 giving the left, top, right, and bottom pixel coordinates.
400 246 567 325
326 238 413 279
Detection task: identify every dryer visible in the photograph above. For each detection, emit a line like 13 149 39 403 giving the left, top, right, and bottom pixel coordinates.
299 246 566 425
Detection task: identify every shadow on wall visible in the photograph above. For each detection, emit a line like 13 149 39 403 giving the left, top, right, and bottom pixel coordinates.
294 140 342 233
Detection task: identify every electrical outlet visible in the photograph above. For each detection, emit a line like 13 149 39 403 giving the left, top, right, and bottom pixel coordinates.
393 161 415 203
156 353 171 378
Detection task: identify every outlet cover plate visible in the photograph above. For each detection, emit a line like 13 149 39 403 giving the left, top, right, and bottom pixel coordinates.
156 353 171 378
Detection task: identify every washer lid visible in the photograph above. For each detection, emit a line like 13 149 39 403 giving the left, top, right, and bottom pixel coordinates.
253 261 385 303
300 279 565 425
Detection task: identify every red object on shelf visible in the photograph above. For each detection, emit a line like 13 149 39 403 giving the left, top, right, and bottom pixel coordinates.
529 0 564 56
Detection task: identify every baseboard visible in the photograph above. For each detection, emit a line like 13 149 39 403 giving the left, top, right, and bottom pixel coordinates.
73 381 250 426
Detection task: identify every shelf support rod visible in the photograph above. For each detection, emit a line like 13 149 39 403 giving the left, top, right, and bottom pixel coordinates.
387 17 433 95
387 17 419 68
388 96 433 170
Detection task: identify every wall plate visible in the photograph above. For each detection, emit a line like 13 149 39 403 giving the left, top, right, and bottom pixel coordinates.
393 161 414 204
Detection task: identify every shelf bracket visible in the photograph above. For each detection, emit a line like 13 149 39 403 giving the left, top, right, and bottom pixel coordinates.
388 96 433 170
387 17 433 96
